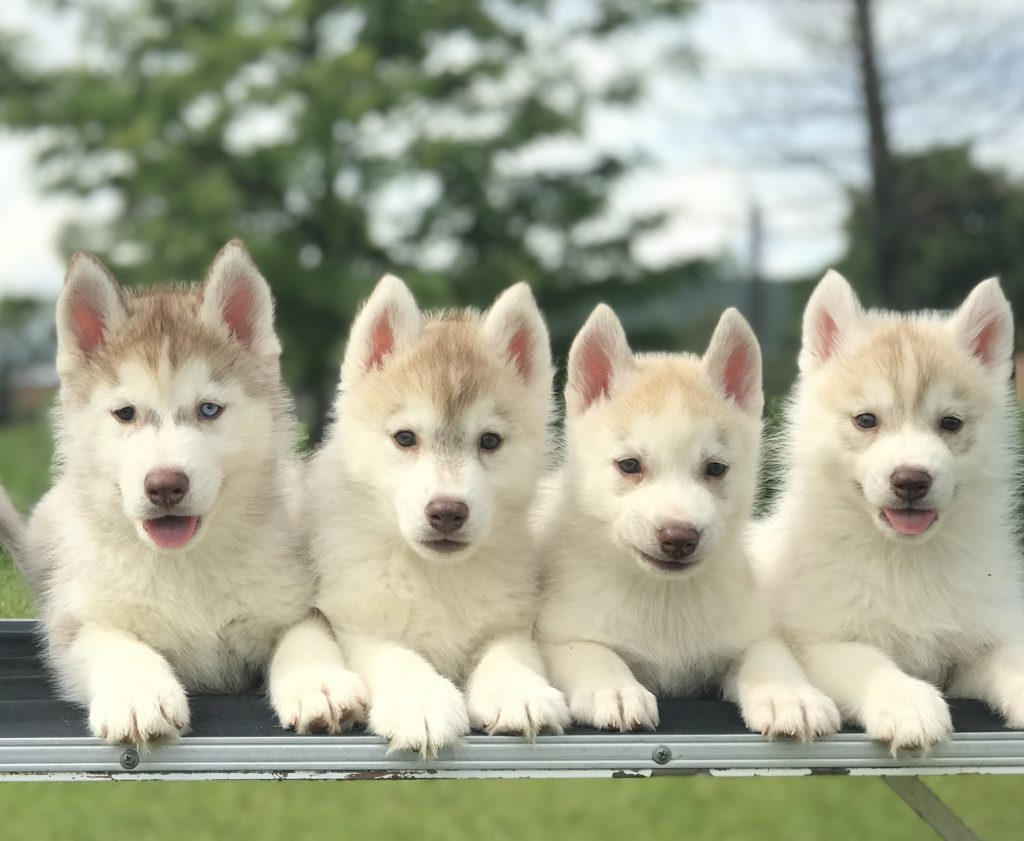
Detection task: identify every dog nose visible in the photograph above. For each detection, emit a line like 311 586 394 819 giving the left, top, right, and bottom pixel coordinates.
426 498 469 534
656 523 700 561
145 469 190 508
890 467 932 502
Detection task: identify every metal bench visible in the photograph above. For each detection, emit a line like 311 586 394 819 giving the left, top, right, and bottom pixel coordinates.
0 620 1016 839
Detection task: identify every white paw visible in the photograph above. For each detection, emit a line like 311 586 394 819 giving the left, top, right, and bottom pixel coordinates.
996 676 1024 730
863 674 952 751
271 665 368 735
741 682 841 741
89 673 190 745
467 672 570 738
569 680 659 732
368 675 470 759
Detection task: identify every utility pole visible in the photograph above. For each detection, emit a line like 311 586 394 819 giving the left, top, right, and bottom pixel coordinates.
748 200 765 339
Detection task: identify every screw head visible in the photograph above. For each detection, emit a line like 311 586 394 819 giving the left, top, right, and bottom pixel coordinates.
652 745 671 765
119 748 140 770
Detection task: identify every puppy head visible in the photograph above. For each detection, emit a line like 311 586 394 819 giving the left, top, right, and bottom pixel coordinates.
336 275 552 563
565 305 762 579
797 270 1014 541
56 240 287 552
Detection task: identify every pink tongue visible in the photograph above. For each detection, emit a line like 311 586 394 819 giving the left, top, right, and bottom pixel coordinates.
882 508 937 536
143 515 199 549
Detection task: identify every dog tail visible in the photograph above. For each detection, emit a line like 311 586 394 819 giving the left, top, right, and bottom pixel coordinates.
0 483 28 576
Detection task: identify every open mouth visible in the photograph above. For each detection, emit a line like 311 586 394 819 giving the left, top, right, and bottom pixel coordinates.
880 508 937 536
421 539 469 555
143 515 200 549
637 550 699 574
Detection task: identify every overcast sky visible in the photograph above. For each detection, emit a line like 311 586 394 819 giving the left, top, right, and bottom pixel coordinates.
0 0 1022 298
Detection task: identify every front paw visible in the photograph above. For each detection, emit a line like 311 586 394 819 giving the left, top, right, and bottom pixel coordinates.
271 664 368 735
741 682 841 741
569 680 658 732
89 673 190 745
863 674 952 752
994 675 1024 730
369 675 470 759
467 673 570 738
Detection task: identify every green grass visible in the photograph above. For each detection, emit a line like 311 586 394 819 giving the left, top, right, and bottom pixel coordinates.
0 419 1020 840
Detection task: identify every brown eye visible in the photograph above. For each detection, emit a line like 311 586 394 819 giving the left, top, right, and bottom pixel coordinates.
939 416 963 432
616 458 642 476
705 461 728 478
854 412 878 430
393 430 417 448
479 432 503 451
112 406 136 423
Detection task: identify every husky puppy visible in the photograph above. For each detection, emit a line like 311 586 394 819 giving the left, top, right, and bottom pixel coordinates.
536 306 839 739
271 275 568 756
5 241 340 744
751 271 1024 750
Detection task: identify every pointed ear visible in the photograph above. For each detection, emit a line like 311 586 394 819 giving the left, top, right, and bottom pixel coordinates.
482 283 552 390
703 308 763 415
200 240 280 356
951 277 1014 376
341 274 421 383
566 304 635 415
799 269 863 373
56 252 127 371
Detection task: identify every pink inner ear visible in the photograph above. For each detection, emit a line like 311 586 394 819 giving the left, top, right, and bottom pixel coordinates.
576 339 613 411
69 288 107 357
366 310 395 371
221 279 255 347
816 311 839 362
721 344 750 407
973 319 1000 366
507 326 533 380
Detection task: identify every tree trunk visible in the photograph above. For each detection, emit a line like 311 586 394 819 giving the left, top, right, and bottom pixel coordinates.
852 0 904 308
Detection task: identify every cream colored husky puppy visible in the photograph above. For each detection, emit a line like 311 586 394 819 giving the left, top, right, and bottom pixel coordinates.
537 305 839 740
0 242 332 744
751 271 1024 750
270 275 569 756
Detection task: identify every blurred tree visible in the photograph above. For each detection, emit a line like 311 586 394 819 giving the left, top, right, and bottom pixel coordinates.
0 297 55 424
838 146 1024 322
0 0 697 439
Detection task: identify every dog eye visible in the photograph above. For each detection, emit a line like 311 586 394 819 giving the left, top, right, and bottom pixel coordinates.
198 402 224 420
939 416 963 432
393 430 418 448
112 406 136 423
705 461 728 478
616 458 642 476
479 432 503 452
853 412 878 430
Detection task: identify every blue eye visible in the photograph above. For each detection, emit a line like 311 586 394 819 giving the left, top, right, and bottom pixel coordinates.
854 412 878 429
616 458 642 476
198 402 224 420
112 406 136 423
393 430 417 448
705 461 728 478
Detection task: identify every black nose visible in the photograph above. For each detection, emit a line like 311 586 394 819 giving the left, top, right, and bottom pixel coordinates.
656 523 700 561
425 498 469 534
890 467 932 502
145 469 190 508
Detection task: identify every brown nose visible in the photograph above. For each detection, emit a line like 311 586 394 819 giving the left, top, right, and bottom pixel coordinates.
890 467 932 502
145 469 190 508
425 498 469 535
656 523 700 561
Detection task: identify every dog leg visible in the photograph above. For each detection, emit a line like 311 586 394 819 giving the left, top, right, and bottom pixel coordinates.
949 641 1024 729
63 624 190 745
343 633 469 759
465 632 569 739
802 640 952 751
543 640 658 731
268 613 367 734
726 637 841 741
